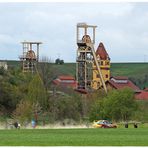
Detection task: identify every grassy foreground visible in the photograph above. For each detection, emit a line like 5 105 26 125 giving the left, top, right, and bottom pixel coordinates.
0 128 148 146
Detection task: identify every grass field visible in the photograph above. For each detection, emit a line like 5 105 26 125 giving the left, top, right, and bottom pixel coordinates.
5 60 148 77
110 63 148 78
2 60 148 88
0 128 148 146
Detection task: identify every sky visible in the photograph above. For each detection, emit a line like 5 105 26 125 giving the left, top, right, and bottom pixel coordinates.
0 2 148 63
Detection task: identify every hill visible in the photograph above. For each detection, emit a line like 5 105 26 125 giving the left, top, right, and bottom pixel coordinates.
50 62 148 89
110 63 148 89
3 60 148 88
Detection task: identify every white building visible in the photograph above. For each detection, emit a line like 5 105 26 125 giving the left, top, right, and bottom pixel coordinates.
0 62 8 70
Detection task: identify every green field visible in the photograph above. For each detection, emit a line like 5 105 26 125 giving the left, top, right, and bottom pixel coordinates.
0 128 148 146
2 60 148 88
48 62 148 78
5 60 148 77
49 62 148 88
110 63 148 77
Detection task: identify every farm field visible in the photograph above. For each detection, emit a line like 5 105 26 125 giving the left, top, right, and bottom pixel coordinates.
6 60 148 77
110 63 148 77
0 128 148 146
5 60 148 77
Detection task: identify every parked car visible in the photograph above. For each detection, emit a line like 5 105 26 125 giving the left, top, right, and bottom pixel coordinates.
93 120 117 128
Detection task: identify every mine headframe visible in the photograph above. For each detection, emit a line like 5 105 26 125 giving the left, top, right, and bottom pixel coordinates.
76 23 107 94
20 41 42 73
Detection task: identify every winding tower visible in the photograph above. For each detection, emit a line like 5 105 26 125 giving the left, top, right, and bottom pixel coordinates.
20 41 42 73
76 23 107 93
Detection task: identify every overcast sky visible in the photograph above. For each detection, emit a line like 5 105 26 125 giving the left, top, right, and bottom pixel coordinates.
0 2 148 62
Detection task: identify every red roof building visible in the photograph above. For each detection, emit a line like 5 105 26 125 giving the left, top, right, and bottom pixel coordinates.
135 91 148 100
107 76 141 92
107 76 148 100
53 75 77 89
144 88 148 91
96 42 110 60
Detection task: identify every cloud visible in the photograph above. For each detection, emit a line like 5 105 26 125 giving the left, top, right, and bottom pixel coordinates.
0 3 148 62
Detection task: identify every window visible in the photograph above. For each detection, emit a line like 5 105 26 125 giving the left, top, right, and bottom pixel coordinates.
106 74 108 78
106 61 109 65
97 74 100 78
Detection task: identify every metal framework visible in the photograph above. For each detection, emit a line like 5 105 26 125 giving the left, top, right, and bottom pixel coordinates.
20 41 42 73
76 23 107 93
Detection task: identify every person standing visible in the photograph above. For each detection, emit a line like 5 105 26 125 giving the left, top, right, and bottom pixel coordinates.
31 120 36 128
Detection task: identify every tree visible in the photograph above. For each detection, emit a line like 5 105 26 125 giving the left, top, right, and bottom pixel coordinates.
0 81 21 114
89 98 105 121
0 67 6 75
27 74 48 110
12 99 33 125
38 56 53 90
59 60 64 64
48 87 83 122
89 88 138 122
104 88 138 121
55 58 64 65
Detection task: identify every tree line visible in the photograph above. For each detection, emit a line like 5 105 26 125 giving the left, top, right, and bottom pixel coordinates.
0 64 147 126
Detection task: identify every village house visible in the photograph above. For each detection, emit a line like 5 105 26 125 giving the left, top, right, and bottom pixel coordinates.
53 75 77 89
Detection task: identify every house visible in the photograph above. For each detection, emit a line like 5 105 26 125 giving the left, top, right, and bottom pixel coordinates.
135 91 148 100
107 76 148 100
0 61 8 70
53 75 77 89
107 76 141 92
95 42 148 100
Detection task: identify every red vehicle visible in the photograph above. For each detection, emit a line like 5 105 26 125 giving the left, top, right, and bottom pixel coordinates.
93 120 117 128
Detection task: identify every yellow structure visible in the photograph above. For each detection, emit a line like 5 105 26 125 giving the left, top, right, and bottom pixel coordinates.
92 42 110 89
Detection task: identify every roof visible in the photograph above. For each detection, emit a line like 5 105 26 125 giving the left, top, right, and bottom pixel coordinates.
112 76 128 80
144 88 148 91
135 91 148 100
52 75 77 88
96 42 110 60
75 88 88 94
58 75 75 80
108 77 141 92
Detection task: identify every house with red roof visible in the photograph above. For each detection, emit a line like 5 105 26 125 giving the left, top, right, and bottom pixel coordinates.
53 75 77 89
135 91 148 100
107 76 141 92
106 76 148 100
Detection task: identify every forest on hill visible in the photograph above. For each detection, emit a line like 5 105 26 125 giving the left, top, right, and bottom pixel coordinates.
0 61 148 126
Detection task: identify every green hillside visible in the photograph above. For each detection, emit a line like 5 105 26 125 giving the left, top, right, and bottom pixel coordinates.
51 62 148 88
3 60 148 88
110 63 148 89
110 63 148 77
